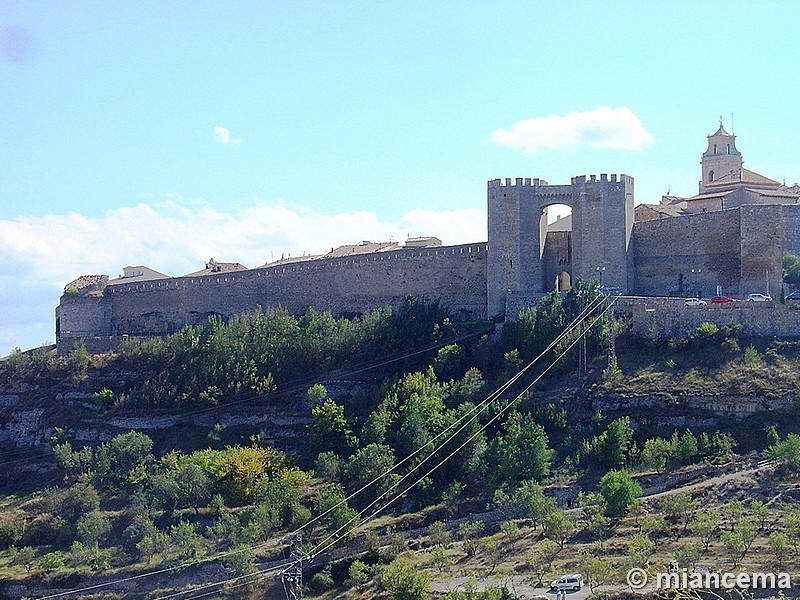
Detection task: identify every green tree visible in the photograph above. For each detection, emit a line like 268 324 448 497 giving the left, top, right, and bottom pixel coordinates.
511 480 556 529
342 443 396 499
639 437 672 472
500 520 520 551
169 520 202 560
543 510 575 549
769 531 789 568
599 470 641 518
314 451 342 482
38 551 65 573
527 539 559 587
493 412 554 483
136 531 170 564
95 431 154 489
312 484 358 540
349 559 374 586
382 557 430 600
766 426 781 449
691 511 718 553
675 430 699 465
13 546 36 573
784 252 800 285
750 499 770 531
581 554 615 592
579 493 612 545
626 532 654 569
485 539 502 573
659 492 697 538
674 541 702 570
307 383 328 407
428 521 451 548
720 518 756 567
458 521 484 558
433 344 465 382
720 529 746 567
75 510 111 546
784 507 800 554
309 398 356 456
223 545 258 592
431 545 449 573
597 417 633 469
174 462 210 514
769 433 800 472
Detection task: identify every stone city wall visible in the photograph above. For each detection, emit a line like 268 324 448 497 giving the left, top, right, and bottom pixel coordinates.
781 204 800 254
57 243 488 351
629 297 800 339
631 209 741 297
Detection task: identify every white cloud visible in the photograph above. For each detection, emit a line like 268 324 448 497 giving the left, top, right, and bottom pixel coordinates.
213 125 242 145
0 200 486 356
489 106 654 152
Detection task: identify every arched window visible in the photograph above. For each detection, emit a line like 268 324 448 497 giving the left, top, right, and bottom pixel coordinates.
709 170 715 182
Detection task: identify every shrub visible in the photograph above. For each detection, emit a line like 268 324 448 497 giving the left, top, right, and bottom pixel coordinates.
309 567 335 592
742 345 760 366
382 557 430 600
599 470 641 518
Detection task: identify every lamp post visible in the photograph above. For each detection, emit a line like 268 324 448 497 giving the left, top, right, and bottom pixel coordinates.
691 268 701 298
596 266 606 290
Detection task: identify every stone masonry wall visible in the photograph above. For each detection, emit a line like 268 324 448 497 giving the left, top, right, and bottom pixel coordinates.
629 297 800 338
542 231 571 292
58 243 487 347
631 209 741 297
739 204 784 296
56 295 112 338
782 204 800 255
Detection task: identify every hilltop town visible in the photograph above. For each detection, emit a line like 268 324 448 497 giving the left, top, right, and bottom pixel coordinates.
57 123 800 353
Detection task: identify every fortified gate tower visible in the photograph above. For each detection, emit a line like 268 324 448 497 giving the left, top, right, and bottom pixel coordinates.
487 174 634 318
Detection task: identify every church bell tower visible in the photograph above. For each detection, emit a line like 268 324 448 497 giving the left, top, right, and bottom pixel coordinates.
699 118 742 194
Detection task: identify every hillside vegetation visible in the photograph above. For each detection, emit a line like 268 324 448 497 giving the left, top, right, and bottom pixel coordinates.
1 284 800 599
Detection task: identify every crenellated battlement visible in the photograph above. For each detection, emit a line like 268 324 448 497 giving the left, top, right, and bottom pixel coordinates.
571 173 632 186
489 174 632 192
488 177 546 189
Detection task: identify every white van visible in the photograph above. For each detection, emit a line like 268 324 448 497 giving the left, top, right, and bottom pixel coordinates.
551 574 584 591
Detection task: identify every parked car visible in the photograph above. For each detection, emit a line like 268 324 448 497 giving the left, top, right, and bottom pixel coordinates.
551 574 584 591
684 298 707 306
710 296 735 304
786 291 800 301
747 293 773 302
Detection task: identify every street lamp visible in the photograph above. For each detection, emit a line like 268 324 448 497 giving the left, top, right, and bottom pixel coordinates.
596 266 606 289
690 268 701 297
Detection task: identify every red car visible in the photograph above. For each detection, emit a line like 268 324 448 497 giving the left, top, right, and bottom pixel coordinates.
710 296 735 304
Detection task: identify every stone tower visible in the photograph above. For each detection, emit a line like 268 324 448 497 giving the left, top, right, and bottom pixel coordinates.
487 174 634 319
699 120 742 194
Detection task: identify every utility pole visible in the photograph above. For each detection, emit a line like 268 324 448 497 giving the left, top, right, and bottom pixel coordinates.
282 533 307 600
576 291 587 375
607 300 616 369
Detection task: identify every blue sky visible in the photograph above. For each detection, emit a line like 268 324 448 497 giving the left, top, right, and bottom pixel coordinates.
1 1 799 355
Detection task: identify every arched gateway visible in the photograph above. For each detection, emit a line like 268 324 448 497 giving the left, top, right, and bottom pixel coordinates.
487 174 634 319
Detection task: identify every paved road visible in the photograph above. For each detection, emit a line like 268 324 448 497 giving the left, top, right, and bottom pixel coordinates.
430 576 596 599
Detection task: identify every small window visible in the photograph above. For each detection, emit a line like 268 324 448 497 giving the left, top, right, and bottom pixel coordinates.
709 170 715 182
